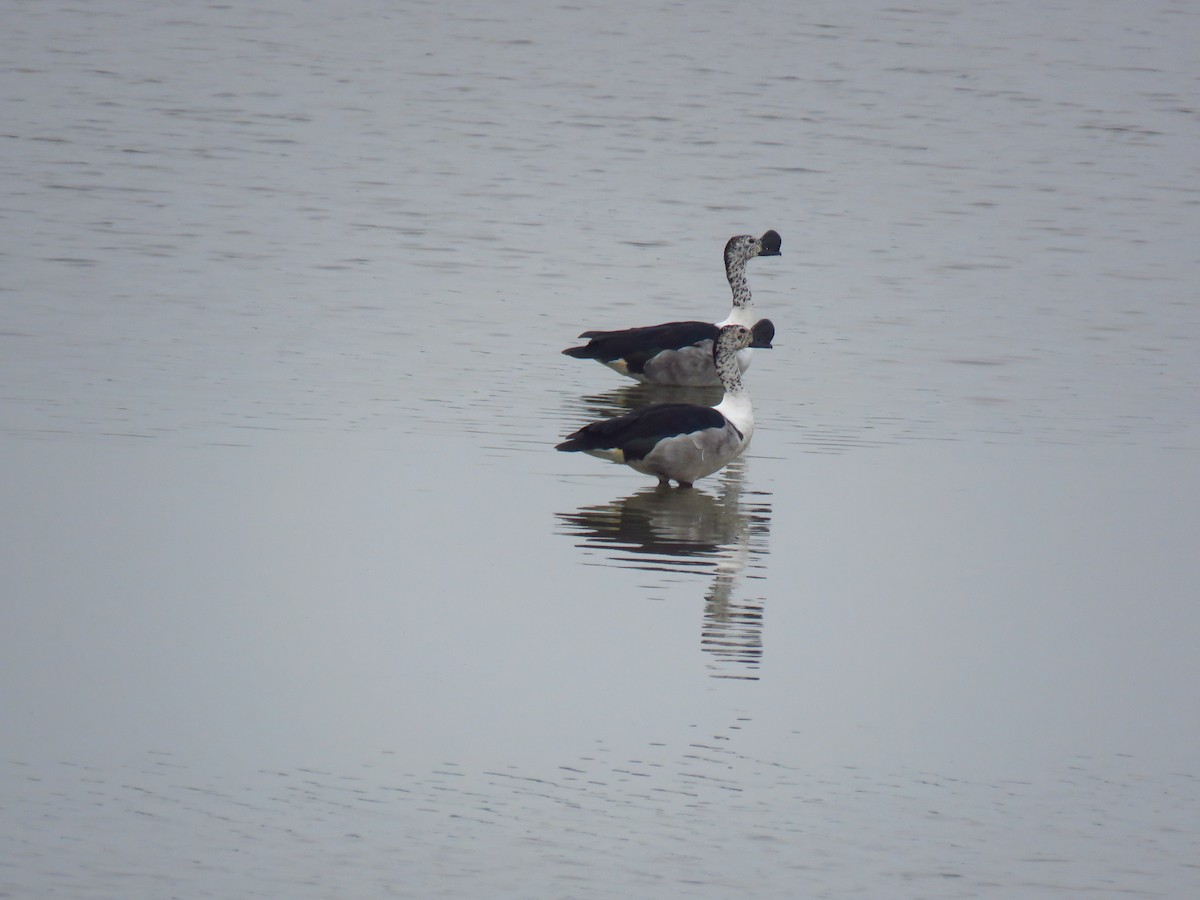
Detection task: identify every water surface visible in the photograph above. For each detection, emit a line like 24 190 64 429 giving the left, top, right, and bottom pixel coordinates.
3 1 1199 896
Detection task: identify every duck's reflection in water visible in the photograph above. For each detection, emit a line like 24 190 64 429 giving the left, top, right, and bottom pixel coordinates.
569 382 723 421
557 458 772 680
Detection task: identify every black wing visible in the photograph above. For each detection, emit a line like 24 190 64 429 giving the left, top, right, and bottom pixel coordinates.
557 403 726 462
562 320 719 374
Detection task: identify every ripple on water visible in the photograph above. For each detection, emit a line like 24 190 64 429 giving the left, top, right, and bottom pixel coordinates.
4 751 1196 898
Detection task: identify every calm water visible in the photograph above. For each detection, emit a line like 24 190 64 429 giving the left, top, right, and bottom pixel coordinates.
3 1 1199 896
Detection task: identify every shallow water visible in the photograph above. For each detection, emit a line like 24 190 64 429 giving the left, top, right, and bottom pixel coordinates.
3 1 1199 897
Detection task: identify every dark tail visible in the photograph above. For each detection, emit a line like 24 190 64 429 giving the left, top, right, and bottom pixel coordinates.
555 411 641 453
561 344 598 359
556 420 608 452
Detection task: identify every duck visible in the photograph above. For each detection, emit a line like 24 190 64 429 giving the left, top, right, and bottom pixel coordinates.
556 324 758 488
562 230 782 387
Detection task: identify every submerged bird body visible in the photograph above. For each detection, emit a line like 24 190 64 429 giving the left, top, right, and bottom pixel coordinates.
563 230 781 387
557 325 757 487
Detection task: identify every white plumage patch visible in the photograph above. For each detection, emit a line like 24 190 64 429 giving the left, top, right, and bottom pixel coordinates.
585 447 626 465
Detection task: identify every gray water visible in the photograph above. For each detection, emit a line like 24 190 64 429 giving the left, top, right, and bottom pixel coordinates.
3 1 1199 897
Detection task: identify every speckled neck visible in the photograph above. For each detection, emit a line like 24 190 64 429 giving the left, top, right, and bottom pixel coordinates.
714 334 748 397
719 236 763 325
726 252 754 311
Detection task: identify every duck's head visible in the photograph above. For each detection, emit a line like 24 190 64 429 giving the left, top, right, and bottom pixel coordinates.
714 323 755 360
749 318 775 349
724 230 783 269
